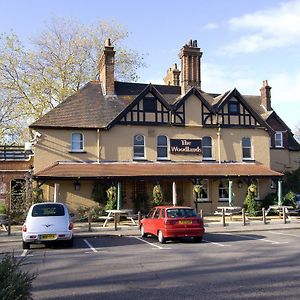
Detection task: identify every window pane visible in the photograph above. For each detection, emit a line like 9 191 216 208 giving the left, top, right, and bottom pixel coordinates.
243 148 251 158
242 138 251 147
157 135 168 159
202 137 212 158
202 137 212 146
157 135 167 146
72 133 83 150
157 147 167 158
134 135 144 145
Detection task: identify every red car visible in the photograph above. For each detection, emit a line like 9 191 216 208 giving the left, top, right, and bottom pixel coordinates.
140 206 205 243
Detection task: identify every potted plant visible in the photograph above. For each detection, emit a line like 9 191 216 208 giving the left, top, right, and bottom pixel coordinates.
152 184 163 207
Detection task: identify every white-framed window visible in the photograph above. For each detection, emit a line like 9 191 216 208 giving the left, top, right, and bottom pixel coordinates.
219 180 229 202
133 134 145 159
157 135 169 160
202 136 212 159
71 133 84 152
275 132 283 148
242 137 252 160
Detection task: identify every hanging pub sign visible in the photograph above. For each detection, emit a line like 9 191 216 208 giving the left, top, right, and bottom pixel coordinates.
170 139 202 154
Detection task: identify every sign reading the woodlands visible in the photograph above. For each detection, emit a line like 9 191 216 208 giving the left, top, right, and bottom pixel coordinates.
170 139 202 154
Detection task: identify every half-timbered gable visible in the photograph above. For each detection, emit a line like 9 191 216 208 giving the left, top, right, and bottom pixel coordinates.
172 88 215 126
115 84 171 126
214 89 266 128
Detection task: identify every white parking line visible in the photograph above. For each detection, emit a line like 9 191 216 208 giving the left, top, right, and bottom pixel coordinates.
21 249 28 257
203 239 232 247
268 231 300 238
223 233 288 245
132 236 171 250
83 239 98 252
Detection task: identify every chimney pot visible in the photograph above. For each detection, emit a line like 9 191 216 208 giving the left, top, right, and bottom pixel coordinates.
260 80 272 111
179 39 203 95
98 38 115 95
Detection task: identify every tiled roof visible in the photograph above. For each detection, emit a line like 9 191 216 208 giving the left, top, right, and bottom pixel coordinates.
34 161 282 178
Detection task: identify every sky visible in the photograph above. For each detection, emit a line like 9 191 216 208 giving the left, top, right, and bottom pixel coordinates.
0 0 299 131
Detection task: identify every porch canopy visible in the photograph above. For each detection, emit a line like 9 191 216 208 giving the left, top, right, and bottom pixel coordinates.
34 162 283 179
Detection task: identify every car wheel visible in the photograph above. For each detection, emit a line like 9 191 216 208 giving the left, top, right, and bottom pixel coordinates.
22 241 30 249
158 230 166 244
193 236 203 243
140 226 147 238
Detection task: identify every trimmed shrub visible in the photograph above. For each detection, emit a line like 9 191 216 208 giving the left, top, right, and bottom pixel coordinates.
0 253 37 300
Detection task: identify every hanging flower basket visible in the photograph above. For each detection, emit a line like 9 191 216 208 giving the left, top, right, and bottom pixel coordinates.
193 184 203 199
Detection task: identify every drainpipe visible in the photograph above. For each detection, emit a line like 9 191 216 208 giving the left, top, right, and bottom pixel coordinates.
278 179 282 206
97 129 100 163
217 125 221 164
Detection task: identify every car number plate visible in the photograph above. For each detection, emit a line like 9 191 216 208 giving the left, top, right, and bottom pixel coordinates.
178 220 192 225
39 234 57 240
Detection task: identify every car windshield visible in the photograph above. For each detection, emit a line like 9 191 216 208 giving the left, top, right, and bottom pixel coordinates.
32 204 65 217
166 208 197 218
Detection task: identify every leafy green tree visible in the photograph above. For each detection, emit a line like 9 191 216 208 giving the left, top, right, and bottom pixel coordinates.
0 18 145 143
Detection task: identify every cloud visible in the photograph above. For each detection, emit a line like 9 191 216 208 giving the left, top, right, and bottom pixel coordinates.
203 22 219 30
221 0 300 54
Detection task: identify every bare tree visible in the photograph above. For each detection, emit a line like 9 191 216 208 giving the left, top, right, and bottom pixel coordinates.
0 18 145 143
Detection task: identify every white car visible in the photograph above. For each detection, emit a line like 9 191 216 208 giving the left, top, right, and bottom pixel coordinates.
22 202 74 249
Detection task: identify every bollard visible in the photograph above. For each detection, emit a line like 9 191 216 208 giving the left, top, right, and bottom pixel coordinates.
283 208 287 224
88 213 92 232
7 213 11 236
114 213 119 231
138 211 141 226
222 208 226 227
242 208 246 226
200 209 204 223
262 207 266 224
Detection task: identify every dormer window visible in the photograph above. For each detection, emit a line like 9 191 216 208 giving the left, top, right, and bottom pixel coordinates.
71 133 84 152
228 101 240 115
275 132 283 148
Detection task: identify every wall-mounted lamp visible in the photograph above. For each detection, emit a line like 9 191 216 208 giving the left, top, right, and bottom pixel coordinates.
237 180 243 189
74 180 81 191
270 180 275 189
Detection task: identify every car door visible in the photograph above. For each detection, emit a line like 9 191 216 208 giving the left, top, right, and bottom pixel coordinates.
143 208 155 234
151 208 161 236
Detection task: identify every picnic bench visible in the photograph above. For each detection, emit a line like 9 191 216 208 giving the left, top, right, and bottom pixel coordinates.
102 209 137 227
0 214 8 231
265 205 296 220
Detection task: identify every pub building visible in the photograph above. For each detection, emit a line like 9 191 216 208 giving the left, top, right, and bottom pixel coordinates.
29 39 299 215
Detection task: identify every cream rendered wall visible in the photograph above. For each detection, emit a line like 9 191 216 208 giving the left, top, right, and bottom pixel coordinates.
184 95 202 126
220 128 270 167
34 129 98 172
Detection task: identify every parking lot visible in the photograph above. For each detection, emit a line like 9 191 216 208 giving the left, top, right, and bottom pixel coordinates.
1 229 300 299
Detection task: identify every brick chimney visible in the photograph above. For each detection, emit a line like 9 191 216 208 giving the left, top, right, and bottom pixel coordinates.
260 80 272 111
163 63 181 86
179 39 203 95
98 38 115 96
